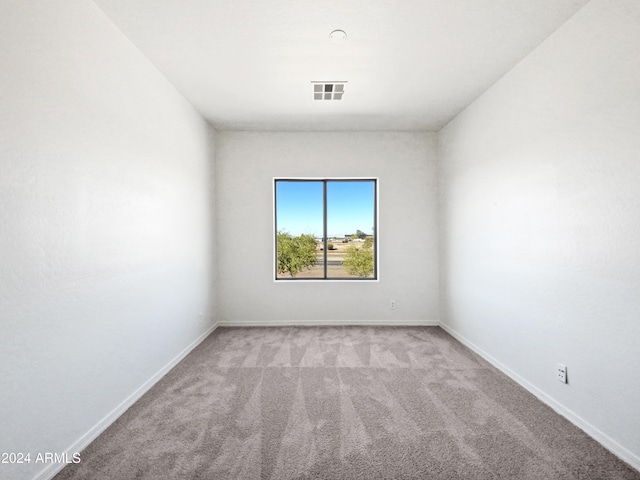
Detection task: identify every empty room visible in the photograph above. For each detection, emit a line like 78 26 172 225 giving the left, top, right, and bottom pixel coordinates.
1 0 639 479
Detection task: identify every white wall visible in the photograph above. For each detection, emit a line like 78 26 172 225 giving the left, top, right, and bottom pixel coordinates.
0 1 216 479
215 131 438 325
438 0 640 469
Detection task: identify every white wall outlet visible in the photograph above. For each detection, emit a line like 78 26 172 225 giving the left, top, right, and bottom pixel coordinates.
557 363 567 384
199 312 204 324
390 300 396 310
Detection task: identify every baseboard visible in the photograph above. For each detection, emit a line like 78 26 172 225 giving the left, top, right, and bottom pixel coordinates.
438 322 640 473
34 322 219 480
218 319 440 327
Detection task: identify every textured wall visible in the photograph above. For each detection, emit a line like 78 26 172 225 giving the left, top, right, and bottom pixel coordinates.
215 131 438 325
438 0 640 468
0 1 215 479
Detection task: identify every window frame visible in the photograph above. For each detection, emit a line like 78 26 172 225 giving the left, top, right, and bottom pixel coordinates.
273 177 379 282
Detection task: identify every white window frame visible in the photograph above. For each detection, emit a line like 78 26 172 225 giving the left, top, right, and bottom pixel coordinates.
273 177 379 282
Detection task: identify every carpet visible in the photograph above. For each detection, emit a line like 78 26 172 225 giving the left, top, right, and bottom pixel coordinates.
55 326 640 479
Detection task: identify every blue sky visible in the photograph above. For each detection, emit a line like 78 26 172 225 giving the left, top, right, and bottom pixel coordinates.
275 180 375 238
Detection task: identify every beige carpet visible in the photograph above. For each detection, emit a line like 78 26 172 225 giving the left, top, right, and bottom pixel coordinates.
56 326 640 479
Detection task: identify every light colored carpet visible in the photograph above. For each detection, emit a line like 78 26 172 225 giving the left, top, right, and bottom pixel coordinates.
55 326 640 479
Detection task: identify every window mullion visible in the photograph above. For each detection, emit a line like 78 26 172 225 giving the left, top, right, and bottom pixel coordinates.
323 180 328 279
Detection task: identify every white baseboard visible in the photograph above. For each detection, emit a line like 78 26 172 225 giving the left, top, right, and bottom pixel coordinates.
218 319 440 327
438 322 640 473
34 322 219 480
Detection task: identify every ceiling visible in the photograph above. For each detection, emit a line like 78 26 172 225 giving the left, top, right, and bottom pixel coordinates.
92 0 590 131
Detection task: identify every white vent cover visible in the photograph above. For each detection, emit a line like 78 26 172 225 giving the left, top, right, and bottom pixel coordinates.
312 82 346 100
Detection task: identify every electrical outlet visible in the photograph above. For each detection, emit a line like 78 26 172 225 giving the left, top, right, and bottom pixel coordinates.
390 300 396 310
557 363 567 384
199 312 204 324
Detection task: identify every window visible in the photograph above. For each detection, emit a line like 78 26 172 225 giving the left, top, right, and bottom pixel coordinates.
274 178 377 280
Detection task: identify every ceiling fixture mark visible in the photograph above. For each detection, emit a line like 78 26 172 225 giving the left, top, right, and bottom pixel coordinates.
329 29 347 42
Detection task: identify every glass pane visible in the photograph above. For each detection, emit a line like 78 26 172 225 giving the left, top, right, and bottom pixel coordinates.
275 181 323 279
326 181 375 278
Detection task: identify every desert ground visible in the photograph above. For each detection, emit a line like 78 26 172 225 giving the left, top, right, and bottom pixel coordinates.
277 241 375 279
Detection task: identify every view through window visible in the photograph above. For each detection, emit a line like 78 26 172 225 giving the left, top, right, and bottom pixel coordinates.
274 178 377 280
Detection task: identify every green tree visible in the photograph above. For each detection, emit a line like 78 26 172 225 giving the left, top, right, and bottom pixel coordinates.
343 239 374 277
277 231 318 277
354 229 367 240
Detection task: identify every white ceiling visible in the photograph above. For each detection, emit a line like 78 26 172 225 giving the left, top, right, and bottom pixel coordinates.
92 0 590 131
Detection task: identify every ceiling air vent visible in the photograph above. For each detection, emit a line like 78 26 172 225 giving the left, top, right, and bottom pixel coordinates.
312 81 346 100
